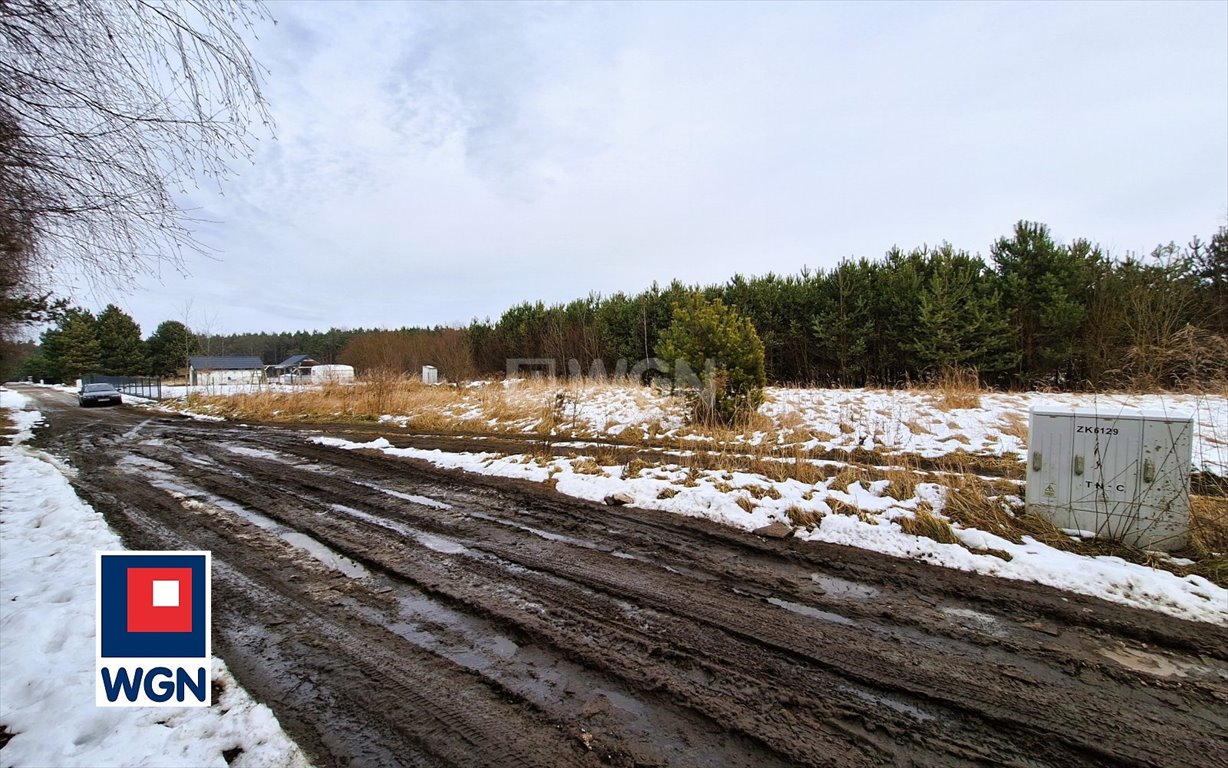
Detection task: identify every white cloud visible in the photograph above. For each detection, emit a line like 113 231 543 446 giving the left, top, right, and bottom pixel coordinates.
92 0 1227 334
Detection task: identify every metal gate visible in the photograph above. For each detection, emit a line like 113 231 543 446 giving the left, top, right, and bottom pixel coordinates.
82 374 163 400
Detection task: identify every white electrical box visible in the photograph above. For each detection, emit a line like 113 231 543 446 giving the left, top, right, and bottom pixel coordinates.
422 365 438 385
1026 406 1193 552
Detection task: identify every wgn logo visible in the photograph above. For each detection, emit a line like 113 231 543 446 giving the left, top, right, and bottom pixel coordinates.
95 551 212 707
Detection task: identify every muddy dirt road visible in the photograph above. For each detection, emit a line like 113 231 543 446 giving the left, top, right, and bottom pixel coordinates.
15 386 1228 767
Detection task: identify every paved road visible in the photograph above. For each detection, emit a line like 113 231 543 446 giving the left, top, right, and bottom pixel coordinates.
16 385 1228 767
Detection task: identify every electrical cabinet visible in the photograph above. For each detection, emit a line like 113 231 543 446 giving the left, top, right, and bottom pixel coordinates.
1026 406 1193 552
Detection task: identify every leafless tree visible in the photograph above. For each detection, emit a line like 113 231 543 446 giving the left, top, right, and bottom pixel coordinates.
1 0 272 304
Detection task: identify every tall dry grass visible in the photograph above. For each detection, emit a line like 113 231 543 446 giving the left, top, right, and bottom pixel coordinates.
185 375 592 433
899 505 960 544
923 366 984 411
1190 495 1228 560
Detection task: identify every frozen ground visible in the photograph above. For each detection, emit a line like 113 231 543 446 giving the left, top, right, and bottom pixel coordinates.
0 388 309 768
316 434 1228 626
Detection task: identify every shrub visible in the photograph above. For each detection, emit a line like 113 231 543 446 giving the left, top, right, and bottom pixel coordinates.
655 294 766 426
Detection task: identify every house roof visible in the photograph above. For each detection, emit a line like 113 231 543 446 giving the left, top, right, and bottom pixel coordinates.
273 354 314 369
189 356 265 370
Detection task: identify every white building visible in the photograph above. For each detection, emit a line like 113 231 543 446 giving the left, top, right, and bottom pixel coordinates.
188 356 266 386
311 364 355 383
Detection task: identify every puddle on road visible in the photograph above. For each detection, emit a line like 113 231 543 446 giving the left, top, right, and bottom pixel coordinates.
219 442 298 463
352 481 454 510
369 585 753 766
415 532 469 555
939 607 1007 637
118 459 370 579
810 573 880 600
278 532 370 578
327 503 471 555
468 511 593 548
118 454 174 472
379 488 453 509
766 597 857 626
1100 646 1228 681
612 551 647 562
227 505 369 580
466 510 692 575
841 685 936 722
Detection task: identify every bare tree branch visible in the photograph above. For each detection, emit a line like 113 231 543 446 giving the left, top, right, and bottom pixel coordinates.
0 0 272 311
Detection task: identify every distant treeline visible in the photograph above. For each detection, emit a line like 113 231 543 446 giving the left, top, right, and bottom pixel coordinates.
461 221 1226 389
17 221 1228 390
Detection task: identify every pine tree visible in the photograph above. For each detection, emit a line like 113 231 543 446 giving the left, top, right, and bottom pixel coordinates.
48 308 101 382
907 245 1016 376
992 221 1096 385
810 260 875 385
145 320 194 376
96 304 145 375
1194 226 1228 333
656 294 766 425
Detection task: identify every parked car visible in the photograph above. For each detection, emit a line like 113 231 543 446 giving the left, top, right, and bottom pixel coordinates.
79 383 123 407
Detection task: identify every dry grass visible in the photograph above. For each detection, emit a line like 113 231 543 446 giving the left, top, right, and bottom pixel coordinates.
784 505 823 528
657 487 678 500
826 498 861 517
1000 412 1029 440
745 484 782 500
931 450 1026 481
1190 494 1228 559
735 496 757 514
939 474 1020 542
899 506 961 544
1014 511 1073 548
624 457 654 478
570 457 604 475
880 470 919 500
187 376 628 436
878 454 922 499
827 465 868 493
923 366 983 411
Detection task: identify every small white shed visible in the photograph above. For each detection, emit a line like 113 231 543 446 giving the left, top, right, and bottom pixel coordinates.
422 365 438 385
188 356 266 386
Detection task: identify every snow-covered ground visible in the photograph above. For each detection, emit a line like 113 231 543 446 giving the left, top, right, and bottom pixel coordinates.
759 387 1228 474
0 388 309 768
315 434 1228 626
153 380 1227 474
24 378 1226 625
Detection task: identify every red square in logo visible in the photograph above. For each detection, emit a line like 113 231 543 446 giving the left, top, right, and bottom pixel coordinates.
127 568 193 633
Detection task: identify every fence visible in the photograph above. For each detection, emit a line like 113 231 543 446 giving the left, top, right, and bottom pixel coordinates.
82 374 163 401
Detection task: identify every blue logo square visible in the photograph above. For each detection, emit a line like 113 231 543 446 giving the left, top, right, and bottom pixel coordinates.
99 553 208 658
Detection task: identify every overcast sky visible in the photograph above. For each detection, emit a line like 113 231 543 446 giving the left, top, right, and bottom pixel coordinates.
80 1 1228 336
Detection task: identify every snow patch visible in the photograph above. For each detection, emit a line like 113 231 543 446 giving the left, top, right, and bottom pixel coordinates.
314 433 1228 625
0 387 309 767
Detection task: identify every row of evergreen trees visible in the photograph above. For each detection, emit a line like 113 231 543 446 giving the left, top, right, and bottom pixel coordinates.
468 221 1228 389
21 306 194 382
18 221 1228 390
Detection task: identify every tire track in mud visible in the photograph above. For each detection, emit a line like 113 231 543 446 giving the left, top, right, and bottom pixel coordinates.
22 394 1228 768
211 428 1228 667
126 427 1228 766
70 460 591 768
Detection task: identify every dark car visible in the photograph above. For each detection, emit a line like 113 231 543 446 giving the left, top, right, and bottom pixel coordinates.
79 383 123 407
